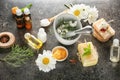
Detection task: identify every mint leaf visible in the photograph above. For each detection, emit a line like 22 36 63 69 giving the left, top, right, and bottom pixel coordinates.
82 44 91 56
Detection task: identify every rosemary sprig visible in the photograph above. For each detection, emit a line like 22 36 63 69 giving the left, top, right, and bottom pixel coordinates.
0 45 34 67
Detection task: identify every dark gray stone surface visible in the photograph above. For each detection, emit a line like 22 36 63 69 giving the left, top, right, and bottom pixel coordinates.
0 0 120 80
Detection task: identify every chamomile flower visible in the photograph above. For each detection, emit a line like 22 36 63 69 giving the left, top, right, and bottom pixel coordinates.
85 6 98 24
68 4 83 20
67 4 99 24
35 50 56 72
78 4 90 19
68 4 89 20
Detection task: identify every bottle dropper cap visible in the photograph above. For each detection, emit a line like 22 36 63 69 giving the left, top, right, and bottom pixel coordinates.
113 39 119 46
16 9 22 16
38 28 47 43
24 33 31 39
24 8 30 15
39 28 45 32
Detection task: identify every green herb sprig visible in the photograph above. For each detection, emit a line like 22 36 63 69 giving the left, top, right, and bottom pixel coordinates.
0 45 34 67
82 43 91 56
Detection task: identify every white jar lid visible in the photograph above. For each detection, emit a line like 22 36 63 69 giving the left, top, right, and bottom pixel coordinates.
24 33 31 39
113 39 119 46
16 9 22 16
39 28 45 32
24 8 30 15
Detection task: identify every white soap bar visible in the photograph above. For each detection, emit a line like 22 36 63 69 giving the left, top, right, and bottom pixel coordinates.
77 42 98 67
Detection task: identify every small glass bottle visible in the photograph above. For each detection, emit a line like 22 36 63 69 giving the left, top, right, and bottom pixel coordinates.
15 9 24 28
110 39 120 62
24 33 43 50
24 8 32 30
37 28 47 43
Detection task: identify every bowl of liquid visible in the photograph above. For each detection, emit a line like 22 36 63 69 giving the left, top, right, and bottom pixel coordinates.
53 13 82 45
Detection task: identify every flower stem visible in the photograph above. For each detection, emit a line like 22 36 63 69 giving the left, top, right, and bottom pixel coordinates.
64 4 70 9
70 3 73 7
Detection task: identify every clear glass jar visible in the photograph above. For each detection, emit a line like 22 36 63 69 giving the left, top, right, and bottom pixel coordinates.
110 39 120 62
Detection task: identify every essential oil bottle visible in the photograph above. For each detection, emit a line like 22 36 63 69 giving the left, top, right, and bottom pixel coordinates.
110 39 120 62
24 33 43 50
37 28 47 43
23 8 32 30
15 9 24 28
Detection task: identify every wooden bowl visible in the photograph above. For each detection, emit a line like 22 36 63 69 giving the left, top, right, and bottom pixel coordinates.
0 32 15 48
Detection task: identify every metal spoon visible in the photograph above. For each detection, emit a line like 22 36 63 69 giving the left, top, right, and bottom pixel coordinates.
63 25 93 38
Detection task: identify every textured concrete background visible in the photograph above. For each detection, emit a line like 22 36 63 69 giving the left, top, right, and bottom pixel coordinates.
0 0 120 80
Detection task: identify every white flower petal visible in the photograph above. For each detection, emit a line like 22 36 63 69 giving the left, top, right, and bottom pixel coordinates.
68 4 99 24
87 6 98 24
35 50 56 72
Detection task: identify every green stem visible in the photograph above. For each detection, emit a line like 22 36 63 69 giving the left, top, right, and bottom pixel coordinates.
70 3 73 7
21 3 32 12
64 4 70 9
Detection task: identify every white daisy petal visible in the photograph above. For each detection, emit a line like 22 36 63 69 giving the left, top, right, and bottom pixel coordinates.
87 6 98 24
43 50 47 54
46 50 52 54
35 50 56 72
69 4 83 20
68 4 98 24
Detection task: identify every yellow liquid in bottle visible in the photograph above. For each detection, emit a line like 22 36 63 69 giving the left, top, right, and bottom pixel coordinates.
24 33 43 50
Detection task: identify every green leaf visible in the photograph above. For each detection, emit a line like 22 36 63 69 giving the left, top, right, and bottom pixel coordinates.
21 3 32 12
82 43 91 56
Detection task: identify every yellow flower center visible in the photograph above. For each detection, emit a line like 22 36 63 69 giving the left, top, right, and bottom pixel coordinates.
74 9 80 16
42 57 49 65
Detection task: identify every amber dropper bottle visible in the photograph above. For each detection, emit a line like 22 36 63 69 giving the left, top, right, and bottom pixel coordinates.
15 9 24 28
24 8 32 30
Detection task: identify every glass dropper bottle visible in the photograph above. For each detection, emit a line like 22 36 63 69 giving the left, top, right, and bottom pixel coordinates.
24 33 43 50
110 39 120 62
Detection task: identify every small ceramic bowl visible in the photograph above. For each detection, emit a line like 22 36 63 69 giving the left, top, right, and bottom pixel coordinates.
52 46 68 61
53 13 82 45
0 32 15 48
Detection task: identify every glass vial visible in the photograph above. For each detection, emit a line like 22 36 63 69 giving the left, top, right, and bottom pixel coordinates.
24 8 32 30
24 33 43 50
37 28 47 43
110 39 120 62
15 9 24 28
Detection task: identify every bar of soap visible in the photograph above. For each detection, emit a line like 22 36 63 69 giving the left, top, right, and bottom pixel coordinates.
93 18 115 42
77 42 98 67
92 29 109 42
